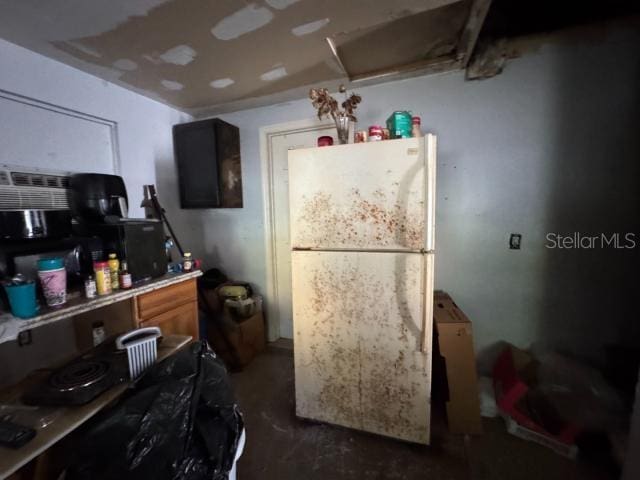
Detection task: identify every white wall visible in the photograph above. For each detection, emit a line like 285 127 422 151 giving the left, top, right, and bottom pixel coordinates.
194 26 640 361
0 38 193 386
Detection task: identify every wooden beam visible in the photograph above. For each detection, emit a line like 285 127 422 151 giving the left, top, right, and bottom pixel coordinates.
457 0 493 68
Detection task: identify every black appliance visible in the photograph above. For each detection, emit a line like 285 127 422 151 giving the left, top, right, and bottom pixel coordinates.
0 209 72 240
69 173 167 281
87 221 167 281
69 173 128 223
173 118 242 209
0 236 103 315
22 338 131 406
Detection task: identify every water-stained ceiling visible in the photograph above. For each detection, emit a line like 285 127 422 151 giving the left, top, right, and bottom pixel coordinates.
0 0 488 113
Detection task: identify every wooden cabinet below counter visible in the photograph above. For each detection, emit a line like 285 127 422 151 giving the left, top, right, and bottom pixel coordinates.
133 278 198 338
140 301 198 339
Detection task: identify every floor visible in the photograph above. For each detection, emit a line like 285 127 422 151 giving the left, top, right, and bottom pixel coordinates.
230 342 611 480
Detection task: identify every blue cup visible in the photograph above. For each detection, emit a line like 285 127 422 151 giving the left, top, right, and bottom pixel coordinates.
4 282 38 319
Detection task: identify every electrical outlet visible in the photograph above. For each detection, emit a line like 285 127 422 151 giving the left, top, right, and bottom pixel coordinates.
509 233 522 250
18 330 32 346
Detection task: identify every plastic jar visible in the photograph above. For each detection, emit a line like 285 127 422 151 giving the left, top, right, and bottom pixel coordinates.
37 257 67 307
93 261 112 296
108 253 120 290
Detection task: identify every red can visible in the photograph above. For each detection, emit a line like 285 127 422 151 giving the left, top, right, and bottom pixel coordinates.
368 125 383 142
317 135 333 147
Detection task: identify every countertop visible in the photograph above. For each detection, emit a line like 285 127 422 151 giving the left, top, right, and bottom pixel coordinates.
0 270 202 344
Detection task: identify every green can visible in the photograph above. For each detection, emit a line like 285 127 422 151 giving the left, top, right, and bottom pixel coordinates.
386 111 412 139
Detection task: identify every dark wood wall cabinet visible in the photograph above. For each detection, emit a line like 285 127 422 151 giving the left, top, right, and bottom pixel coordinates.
173 118 243 209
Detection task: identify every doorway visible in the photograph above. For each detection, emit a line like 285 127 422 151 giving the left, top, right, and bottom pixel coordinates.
260 119 335 341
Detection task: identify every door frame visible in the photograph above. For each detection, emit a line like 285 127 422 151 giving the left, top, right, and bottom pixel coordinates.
259 118 334 341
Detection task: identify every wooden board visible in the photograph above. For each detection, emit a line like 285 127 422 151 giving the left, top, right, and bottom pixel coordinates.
292 250 433 444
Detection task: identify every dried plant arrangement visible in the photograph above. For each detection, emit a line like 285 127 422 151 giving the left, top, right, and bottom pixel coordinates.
309 85 362 121
309 85 362 143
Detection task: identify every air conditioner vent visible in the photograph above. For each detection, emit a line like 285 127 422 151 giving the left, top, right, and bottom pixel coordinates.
10 171 70 189
30 175 45 187
11 173 30 186
0 166 72 210
0 187 70 210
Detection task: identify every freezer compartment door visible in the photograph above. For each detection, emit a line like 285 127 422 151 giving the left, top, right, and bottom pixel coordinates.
292 250 434 444
289 136 436 251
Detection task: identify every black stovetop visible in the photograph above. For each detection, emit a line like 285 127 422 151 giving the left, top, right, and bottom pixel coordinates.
22 340 129 406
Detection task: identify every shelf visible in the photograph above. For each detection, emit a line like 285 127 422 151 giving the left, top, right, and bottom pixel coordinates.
0 270 202 344
0 334 193 479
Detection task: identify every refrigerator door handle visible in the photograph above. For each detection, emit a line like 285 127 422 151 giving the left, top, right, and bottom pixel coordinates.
420 253 434 353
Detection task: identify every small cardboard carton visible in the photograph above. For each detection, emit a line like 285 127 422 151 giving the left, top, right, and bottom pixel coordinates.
434 291 483 434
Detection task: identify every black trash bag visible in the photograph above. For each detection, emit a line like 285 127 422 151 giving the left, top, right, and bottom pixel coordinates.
67 341 243 480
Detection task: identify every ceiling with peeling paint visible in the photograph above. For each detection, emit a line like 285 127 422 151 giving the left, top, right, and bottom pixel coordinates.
0 0 478 113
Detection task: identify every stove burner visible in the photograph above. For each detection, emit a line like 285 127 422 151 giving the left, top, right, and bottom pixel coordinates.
49 360 111 392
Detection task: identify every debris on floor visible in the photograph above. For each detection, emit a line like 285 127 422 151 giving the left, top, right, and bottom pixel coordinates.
493 343 631 474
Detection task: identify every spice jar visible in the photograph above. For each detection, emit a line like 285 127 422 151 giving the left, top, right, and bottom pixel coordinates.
182 252 193 272
84 275 97 299
93 261 112 296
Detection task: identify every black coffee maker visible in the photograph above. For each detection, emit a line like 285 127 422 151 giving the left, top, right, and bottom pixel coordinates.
69 174 129 223
70 174 167 281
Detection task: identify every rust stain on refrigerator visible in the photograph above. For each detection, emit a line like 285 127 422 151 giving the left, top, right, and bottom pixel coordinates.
296 189 424 250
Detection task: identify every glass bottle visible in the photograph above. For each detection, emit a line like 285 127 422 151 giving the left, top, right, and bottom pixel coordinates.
182 252 193 272
411 116 422 138
119 260 132 289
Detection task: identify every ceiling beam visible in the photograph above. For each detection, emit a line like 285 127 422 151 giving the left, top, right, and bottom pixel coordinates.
456 0 493 68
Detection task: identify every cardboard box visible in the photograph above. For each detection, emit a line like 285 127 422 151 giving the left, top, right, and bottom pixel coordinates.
434 291 483 434
207 299 266 367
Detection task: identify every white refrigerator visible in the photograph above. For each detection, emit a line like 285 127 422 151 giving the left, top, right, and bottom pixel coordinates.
288 134 436 444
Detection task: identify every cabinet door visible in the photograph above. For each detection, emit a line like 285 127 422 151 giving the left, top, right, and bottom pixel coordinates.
136 279 197 320
140 301 198 339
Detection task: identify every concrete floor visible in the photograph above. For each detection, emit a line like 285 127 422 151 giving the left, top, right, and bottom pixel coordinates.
230 343 610 480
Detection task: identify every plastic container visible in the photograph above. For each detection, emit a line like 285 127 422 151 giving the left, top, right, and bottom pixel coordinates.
317 135 333 147
386 111 412 139
3 281 38 318
37 257 66 307
93 261 112 295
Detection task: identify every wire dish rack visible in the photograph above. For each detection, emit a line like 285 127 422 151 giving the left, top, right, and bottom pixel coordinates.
115 327 162 380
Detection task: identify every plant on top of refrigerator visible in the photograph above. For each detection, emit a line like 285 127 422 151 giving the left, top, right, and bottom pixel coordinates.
309 85 362 144
309 84 361 121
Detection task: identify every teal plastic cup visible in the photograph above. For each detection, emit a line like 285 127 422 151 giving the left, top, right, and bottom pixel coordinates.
4 281 38 319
